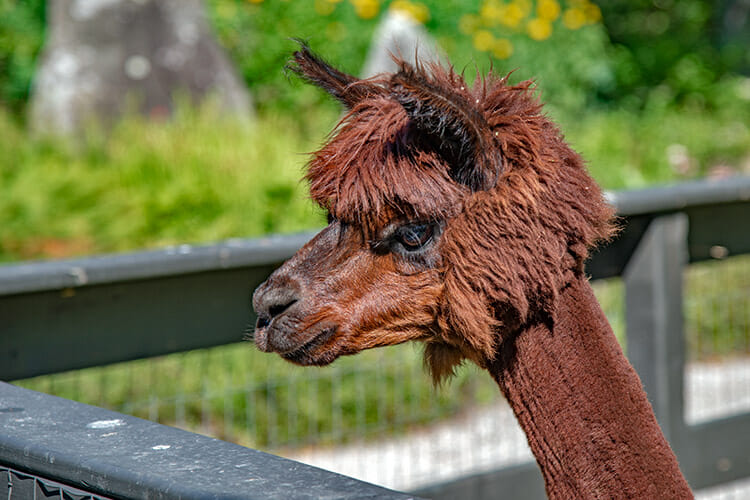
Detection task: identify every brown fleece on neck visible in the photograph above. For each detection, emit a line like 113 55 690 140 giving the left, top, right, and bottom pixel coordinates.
491 277 693 499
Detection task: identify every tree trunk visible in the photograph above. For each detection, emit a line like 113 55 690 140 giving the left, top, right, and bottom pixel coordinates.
361 9 440 78
30 0 252 135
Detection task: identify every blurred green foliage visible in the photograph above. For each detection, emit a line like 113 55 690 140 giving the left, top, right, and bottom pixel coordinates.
0 105 332 261
0 0 748 261
3 90 748 262
600 0 750 108
560 83 750 187
1 0 747 114
205 0 614 115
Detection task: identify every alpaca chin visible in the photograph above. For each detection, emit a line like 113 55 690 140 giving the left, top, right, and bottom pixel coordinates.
278 326 339 365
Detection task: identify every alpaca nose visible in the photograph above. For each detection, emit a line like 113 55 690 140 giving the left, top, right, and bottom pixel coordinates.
253 283 299 330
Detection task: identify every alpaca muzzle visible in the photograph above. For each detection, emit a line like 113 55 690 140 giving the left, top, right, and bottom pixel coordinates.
252 279 300 352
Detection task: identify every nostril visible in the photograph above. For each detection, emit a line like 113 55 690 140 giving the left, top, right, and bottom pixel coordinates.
255 298 297 330
253 283 300 328
256 315 271 330
269 299 297 319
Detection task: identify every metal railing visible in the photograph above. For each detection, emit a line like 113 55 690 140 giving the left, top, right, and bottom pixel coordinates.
2 176 750 498
0 382 419 499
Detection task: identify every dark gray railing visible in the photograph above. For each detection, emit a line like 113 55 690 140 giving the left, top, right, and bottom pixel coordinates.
0 382 420 499
2 176 750 498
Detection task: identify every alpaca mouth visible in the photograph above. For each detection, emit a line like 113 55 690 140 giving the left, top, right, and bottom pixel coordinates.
253 306 339 362
280 326 338 365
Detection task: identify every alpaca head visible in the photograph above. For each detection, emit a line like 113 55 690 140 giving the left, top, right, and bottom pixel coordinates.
252 45 614 381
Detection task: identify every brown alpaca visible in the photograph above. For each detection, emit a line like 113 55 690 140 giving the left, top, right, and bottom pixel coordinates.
252 45 693 499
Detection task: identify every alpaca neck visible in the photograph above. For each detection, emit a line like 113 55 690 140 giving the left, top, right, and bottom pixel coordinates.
489 277 692 499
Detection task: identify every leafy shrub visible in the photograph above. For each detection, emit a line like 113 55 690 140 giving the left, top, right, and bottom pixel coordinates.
207 0 615 115
0 0 45 112
598 0 750 108
0 105 334 261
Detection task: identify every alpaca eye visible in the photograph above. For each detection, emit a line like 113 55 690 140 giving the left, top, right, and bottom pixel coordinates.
395 223 434 251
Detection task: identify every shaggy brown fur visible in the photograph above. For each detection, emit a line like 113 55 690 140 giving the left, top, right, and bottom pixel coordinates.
253 44 693 498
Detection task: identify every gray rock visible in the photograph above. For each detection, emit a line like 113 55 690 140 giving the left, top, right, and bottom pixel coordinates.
361 9 441 78
30 0 252 135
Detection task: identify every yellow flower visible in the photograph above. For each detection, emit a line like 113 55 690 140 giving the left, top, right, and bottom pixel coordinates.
536 0 560 22
315 0 336 15
492 38 513 59
412 2 430 23
390 0 430 24
472 29 495 52
562 8 586 30
459 14 480 35
499 3 524 29
351 0 379 19
513 0 532 17
390 0 410 14
582 2 602 23
480 3 503 25
526 17 552 40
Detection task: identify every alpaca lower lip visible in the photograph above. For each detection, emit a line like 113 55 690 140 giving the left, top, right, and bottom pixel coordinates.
254 312 301 352
281 326 337 363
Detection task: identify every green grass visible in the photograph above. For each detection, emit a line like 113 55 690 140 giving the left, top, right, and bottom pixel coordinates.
0 105 336 262
590 255 750 362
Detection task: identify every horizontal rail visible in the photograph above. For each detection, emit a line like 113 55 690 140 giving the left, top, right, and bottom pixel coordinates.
606 176 750 217
0 232 314 296
413 462 546 500
0 382 420 500
678 413 750 490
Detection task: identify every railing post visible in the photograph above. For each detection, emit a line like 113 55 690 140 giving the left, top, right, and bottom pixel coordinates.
623 213 688 444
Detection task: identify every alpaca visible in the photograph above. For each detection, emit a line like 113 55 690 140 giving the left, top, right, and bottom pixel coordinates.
252 45 693 499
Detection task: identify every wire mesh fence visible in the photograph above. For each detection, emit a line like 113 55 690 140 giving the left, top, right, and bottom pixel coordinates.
12 254 750 494
685 254 750 424
1 465 109 500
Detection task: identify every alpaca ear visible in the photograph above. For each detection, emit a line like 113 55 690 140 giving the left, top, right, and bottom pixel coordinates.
287 41 383 109
390 62 501 192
